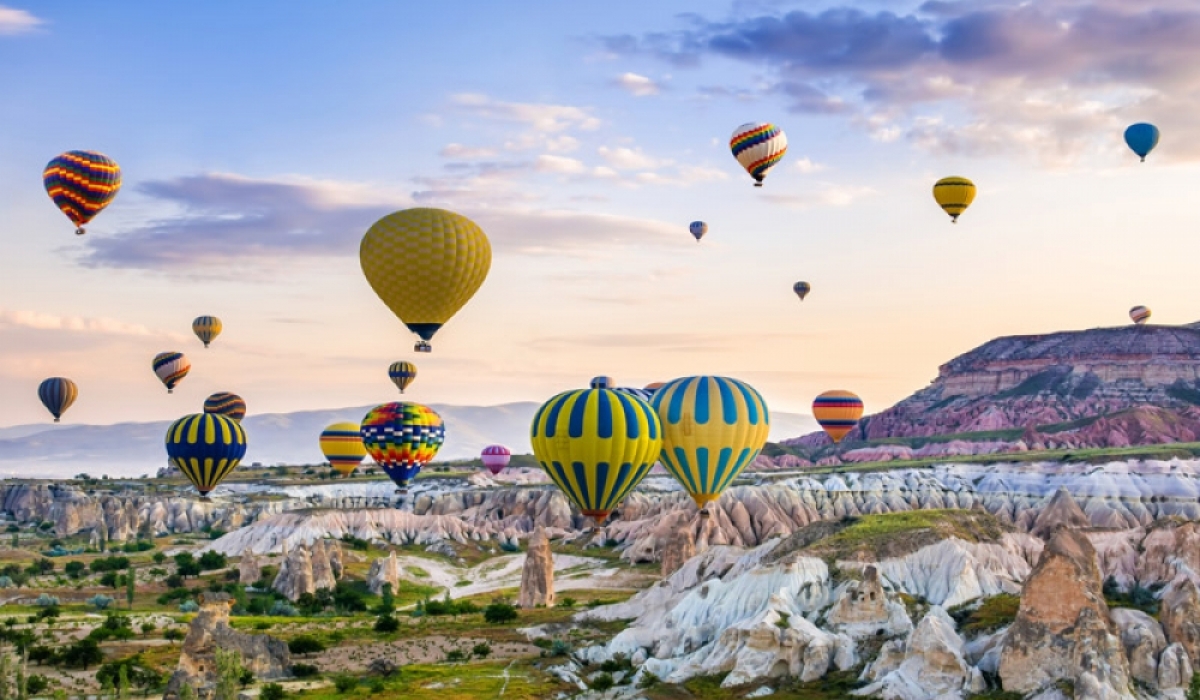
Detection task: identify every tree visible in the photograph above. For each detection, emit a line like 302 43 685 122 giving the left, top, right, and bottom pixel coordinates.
483 602 518 624
260 684 285 700
63 561 85 579
125 567 135 609
239 669 255 688
214 648 244 700
140 622 156 638
61 639 103 668
376 583 395 615
198 551 228 571
287 636 325 656
472 642 491 659
100 571 119 589
373 615 399 633
152 552 166 565
117 663 129 699
179 682 196 700
163 628 184 644
174 553 201 577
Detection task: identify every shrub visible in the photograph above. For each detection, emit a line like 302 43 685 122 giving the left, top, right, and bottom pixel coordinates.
25 674 48 694
61 638 103 668
591 673 614 691
472 642 492 658
164 628 184 642
369 678 386 693
268 601 298 617
373 615 399 633
64 561 86 579
550 639 571 657
87 594 115 610
533 638 552 649
483 602 517 624
254 621 272 630
34 594 59 607
333 674 358 693
260 683 286 700
198 551 227 571
165 573 185 589
179 600 199 613
444 650 467 663
291 663 319 678
637 671 661 689
558 597 576 608
288 636 326 656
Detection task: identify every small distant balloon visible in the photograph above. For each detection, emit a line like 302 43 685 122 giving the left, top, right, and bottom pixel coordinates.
38 377 77 423
480 445 511 476
813 390 864 444
933 177 976 223
689 221 708 241
793 281 811 301
152 352 190 394
1124 123 1160 162
43 151 121 235
730 122 787 187
389 361 417 393
192 316 222 348
203 392 246 422
1130 306 1152 325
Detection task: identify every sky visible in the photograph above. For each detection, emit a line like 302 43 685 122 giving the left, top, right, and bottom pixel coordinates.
3 0 1200 430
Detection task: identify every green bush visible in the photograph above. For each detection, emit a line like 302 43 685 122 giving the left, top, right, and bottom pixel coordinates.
260 683 285 700
472 642 491 658
333 674 358 693
591 673 614 691
288 636 326 656
373 615 399 633
291 663 319 678
483 602 517 624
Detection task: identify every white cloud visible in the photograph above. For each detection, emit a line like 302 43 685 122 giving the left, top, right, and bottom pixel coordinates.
0 308 180 340
614 72 661 96
439 143 498 159
450 93 600 133
0 5 41 35
763 185 876 209
597 146 664 170
792 157 825 174
534 155 586 174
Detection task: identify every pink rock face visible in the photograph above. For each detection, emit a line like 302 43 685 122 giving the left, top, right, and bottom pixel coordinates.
781 323 1200 451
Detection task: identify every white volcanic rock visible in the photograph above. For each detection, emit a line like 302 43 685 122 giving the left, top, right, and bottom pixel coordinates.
237 553 262 585
863 534 1040 607
825 566 912 640
518 527 554 608
1157 642 1194 690
1110 608 1166 687
271 539 340 601
853 606 985 700
366 552 401 595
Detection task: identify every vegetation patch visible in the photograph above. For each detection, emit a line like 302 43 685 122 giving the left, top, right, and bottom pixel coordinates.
950 594 1021 635
793 510 1008 562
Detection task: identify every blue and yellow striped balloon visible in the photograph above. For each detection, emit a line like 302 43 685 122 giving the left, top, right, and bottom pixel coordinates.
203 392 246 422
192 316 222 348
530 388 661 522
37 377 78 423
388 361 417 393
650 376 770 511
165 413 247 497
42 150 121 235
319 422 367 476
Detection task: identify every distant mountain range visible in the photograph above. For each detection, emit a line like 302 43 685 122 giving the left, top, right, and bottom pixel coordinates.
782 322 1200 463
0 402 817 480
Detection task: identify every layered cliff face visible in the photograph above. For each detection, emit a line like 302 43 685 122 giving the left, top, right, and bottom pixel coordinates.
789 324 1200 447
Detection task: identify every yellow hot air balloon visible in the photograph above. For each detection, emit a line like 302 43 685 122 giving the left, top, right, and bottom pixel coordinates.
530 387 662 526
388 361 417 393
813 390 864 443
192 316 222 348
319 422 368 476
933 177 976 223
650 376 770 515
360 208 491 352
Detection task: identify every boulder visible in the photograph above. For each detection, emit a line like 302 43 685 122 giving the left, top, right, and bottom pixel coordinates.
366 552 401 595
1157 642 1194 690
853 606 985 699
1109 607 1165 686
518 527 554 608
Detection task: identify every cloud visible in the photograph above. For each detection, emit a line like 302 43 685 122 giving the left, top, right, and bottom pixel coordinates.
75 173 682 271
792 157 825 173
762 184 875 209
0 308 184 341
0 5 41 35
534 155 587 174
614 72 661 96
604 2 1200 162
450 93 601 133
439 143 498 159
597 146 664 170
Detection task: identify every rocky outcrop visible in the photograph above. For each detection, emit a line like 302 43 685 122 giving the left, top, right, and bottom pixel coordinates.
237 554 262 585
661 521 696 578
164 592 290 700
1110 608 1166 686
271 539 340 601
855 606 986 699
998 528 1132 697
1160 578 1200 665
825 566 912 639
1157 643 1194 690
1031 487 1092 540
518 527 554 608
366 552 401 595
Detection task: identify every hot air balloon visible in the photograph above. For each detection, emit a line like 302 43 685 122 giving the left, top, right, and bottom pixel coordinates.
152 352 190 394
794 281 811 301
320 422 368 477
933 177 976 223
530 387 661 526
813 390 864 444
192 316 222 348
42 151 121 235
689 221 708 242
1124 123 1160 162
38 377 77 423
165 413 247 499
203 392 246 422
730 122 787 187
644 382 665 393
480 445 511 476
650 376 770 516
360 208 492 353
360 402 445 493
1130 306 1152 325
614 387 655 402
388 361 417 393
590 376 614 389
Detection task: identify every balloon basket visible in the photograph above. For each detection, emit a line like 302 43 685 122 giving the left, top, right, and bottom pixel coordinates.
75 227 85 236
415 341 432 353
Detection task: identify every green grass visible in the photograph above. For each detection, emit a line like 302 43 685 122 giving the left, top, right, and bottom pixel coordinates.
283 660 569 700
645 670 864 699
404 565 431 579
950 594 1021 635
792 510 1006 562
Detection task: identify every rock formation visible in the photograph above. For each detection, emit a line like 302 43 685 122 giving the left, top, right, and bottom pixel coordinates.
164 592 290 699
1031 486 1092 539
661 521 696 578
237 553 262 585
825 565 912 639
366 551 401 595
271 539 341 601
518 527 554 608
856 606 985 698
1110 608 1166 687
998 528 1132 697
1160 578 1200 665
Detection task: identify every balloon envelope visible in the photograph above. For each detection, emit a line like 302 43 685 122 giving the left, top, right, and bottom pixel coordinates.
320 422 368 476
933 177 976 222
1130 306 1152 325
813 390 864 444
590 376 614 389
689 221 708 241
192 316 222 348
530 388 661 522
203 392 246 422
389 361 417 393
360 402 445 490
1124 123 1160 161
730 123 787 186
165 413 247 496
152 352 190 393
42 151 121 234
793 281 811 300
480 444 511 476
38 377 77 423
360 208 491 349
651 376 770 510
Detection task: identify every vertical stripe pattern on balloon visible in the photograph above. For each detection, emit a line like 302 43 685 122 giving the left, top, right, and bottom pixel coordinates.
165 413 248 495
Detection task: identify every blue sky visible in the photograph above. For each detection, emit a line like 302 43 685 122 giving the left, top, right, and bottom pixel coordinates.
2 0 1200 429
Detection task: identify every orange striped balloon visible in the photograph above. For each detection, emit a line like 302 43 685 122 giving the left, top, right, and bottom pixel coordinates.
812 390 863 444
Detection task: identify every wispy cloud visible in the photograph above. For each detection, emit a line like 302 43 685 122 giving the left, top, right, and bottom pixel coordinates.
762 184 875 209
0 5 41 35
0 308 183 340
439 143 498 159
613 72 661 96
450 93 600 134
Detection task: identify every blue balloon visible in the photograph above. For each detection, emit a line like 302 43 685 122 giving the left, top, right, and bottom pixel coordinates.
1124 123 1160 162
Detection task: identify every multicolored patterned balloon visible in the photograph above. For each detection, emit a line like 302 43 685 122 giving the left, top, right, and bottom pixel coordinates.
152 352 190 394
43 151 122 235
203 392 246 422
38 377 78 423
480 444 511 476
1130 306 1152 325
730 122 787 186
319 422 367 476
360 402 445 490
651 376 770 512
812 390 864 444
388 361 417 393
165 413 247 497
192 316 222 348
530 387 661 523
